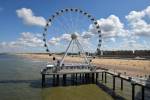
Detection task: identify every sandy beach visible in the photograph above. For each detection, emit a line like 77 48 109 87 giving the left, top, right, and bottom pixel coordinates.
18 53 150 77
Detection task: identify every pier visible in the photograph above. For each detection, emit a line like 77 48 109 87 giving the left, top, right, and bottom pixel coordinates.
41 66 149 100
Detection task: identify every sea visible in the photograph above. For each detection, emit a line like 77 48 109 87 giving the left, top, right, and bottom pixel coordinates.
0 54 46 100
0 54 149 100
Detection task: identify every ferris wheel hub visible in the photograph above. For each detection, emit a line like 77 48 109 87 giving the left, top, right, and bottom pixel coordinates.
71 33 77 40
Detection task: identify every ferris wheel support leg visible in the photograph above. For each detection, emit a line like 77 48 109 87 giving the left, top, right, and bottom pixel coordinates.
75 39 90 66
60 40 73 67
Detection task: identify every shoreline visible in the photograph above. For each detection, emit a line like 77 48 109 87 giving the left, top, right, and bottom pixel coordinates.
17 53 150 77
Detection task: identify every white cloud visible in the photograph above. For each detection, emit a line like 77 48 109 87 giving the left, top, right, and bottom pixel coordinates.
118 39 148 50
81 31 94 39
16 8 47 27
48 32 92 46
90 6 150 50
89 15 128 38
48 33 71 46
0 32 43 49
60 33 71 41
1 6 150 53
47 32 95 52
0 32 45 53
126 6 150 36
110 37 116 42
18 32 43 47
48 37 60 45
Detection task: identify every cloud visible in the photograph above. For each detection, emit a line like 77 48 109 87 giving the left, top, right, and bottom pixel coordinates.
126 6 150 36
118 38 149 50
18 32 44 47
48 37 60 45
0 32 44 49
88 6 150 50
47 32 95 52
48 33 71 45
48 32 91 46
81 31 94 39
16 8 47 27
60 33 71 41
89 15 128 38
2 6 150 53
110 37 116 42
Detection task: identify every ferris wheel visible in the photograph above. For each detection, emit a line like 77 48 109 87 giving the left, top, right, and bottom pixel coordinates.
42 8 102 72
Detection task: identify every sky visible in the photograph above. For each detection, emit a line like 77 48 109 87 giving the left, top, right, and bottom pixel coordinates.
0 0 150 53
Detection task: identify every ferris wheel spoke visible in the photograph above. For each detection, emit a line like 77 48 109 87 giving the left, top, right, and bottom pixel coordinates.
69 12 74 32
78 14 88 33
61 13 74 34
74 11 79 33
55 17 70 34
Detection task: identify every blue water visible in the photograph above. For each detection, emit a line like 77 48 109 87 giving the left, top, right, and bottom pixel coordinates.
0 54 45 100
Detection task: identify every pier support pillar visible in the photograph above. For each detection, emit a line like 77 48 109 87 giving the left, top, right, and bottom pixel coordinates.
82 74 85 83
142 86 145 100
121 78 123 90
102 72 104 81
87 73 89 83
63 74 66 86
132 83 135 100
84 73 86 83
113 75 116 91
71 74 73 85
104 72 107 83
96 73 98 84
53 75 56 86
79 74 81 80
75 73 78 85
56 75 59 86
72 74 75 85
42 74 45 87
92 73 95 83
85 73 87 83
